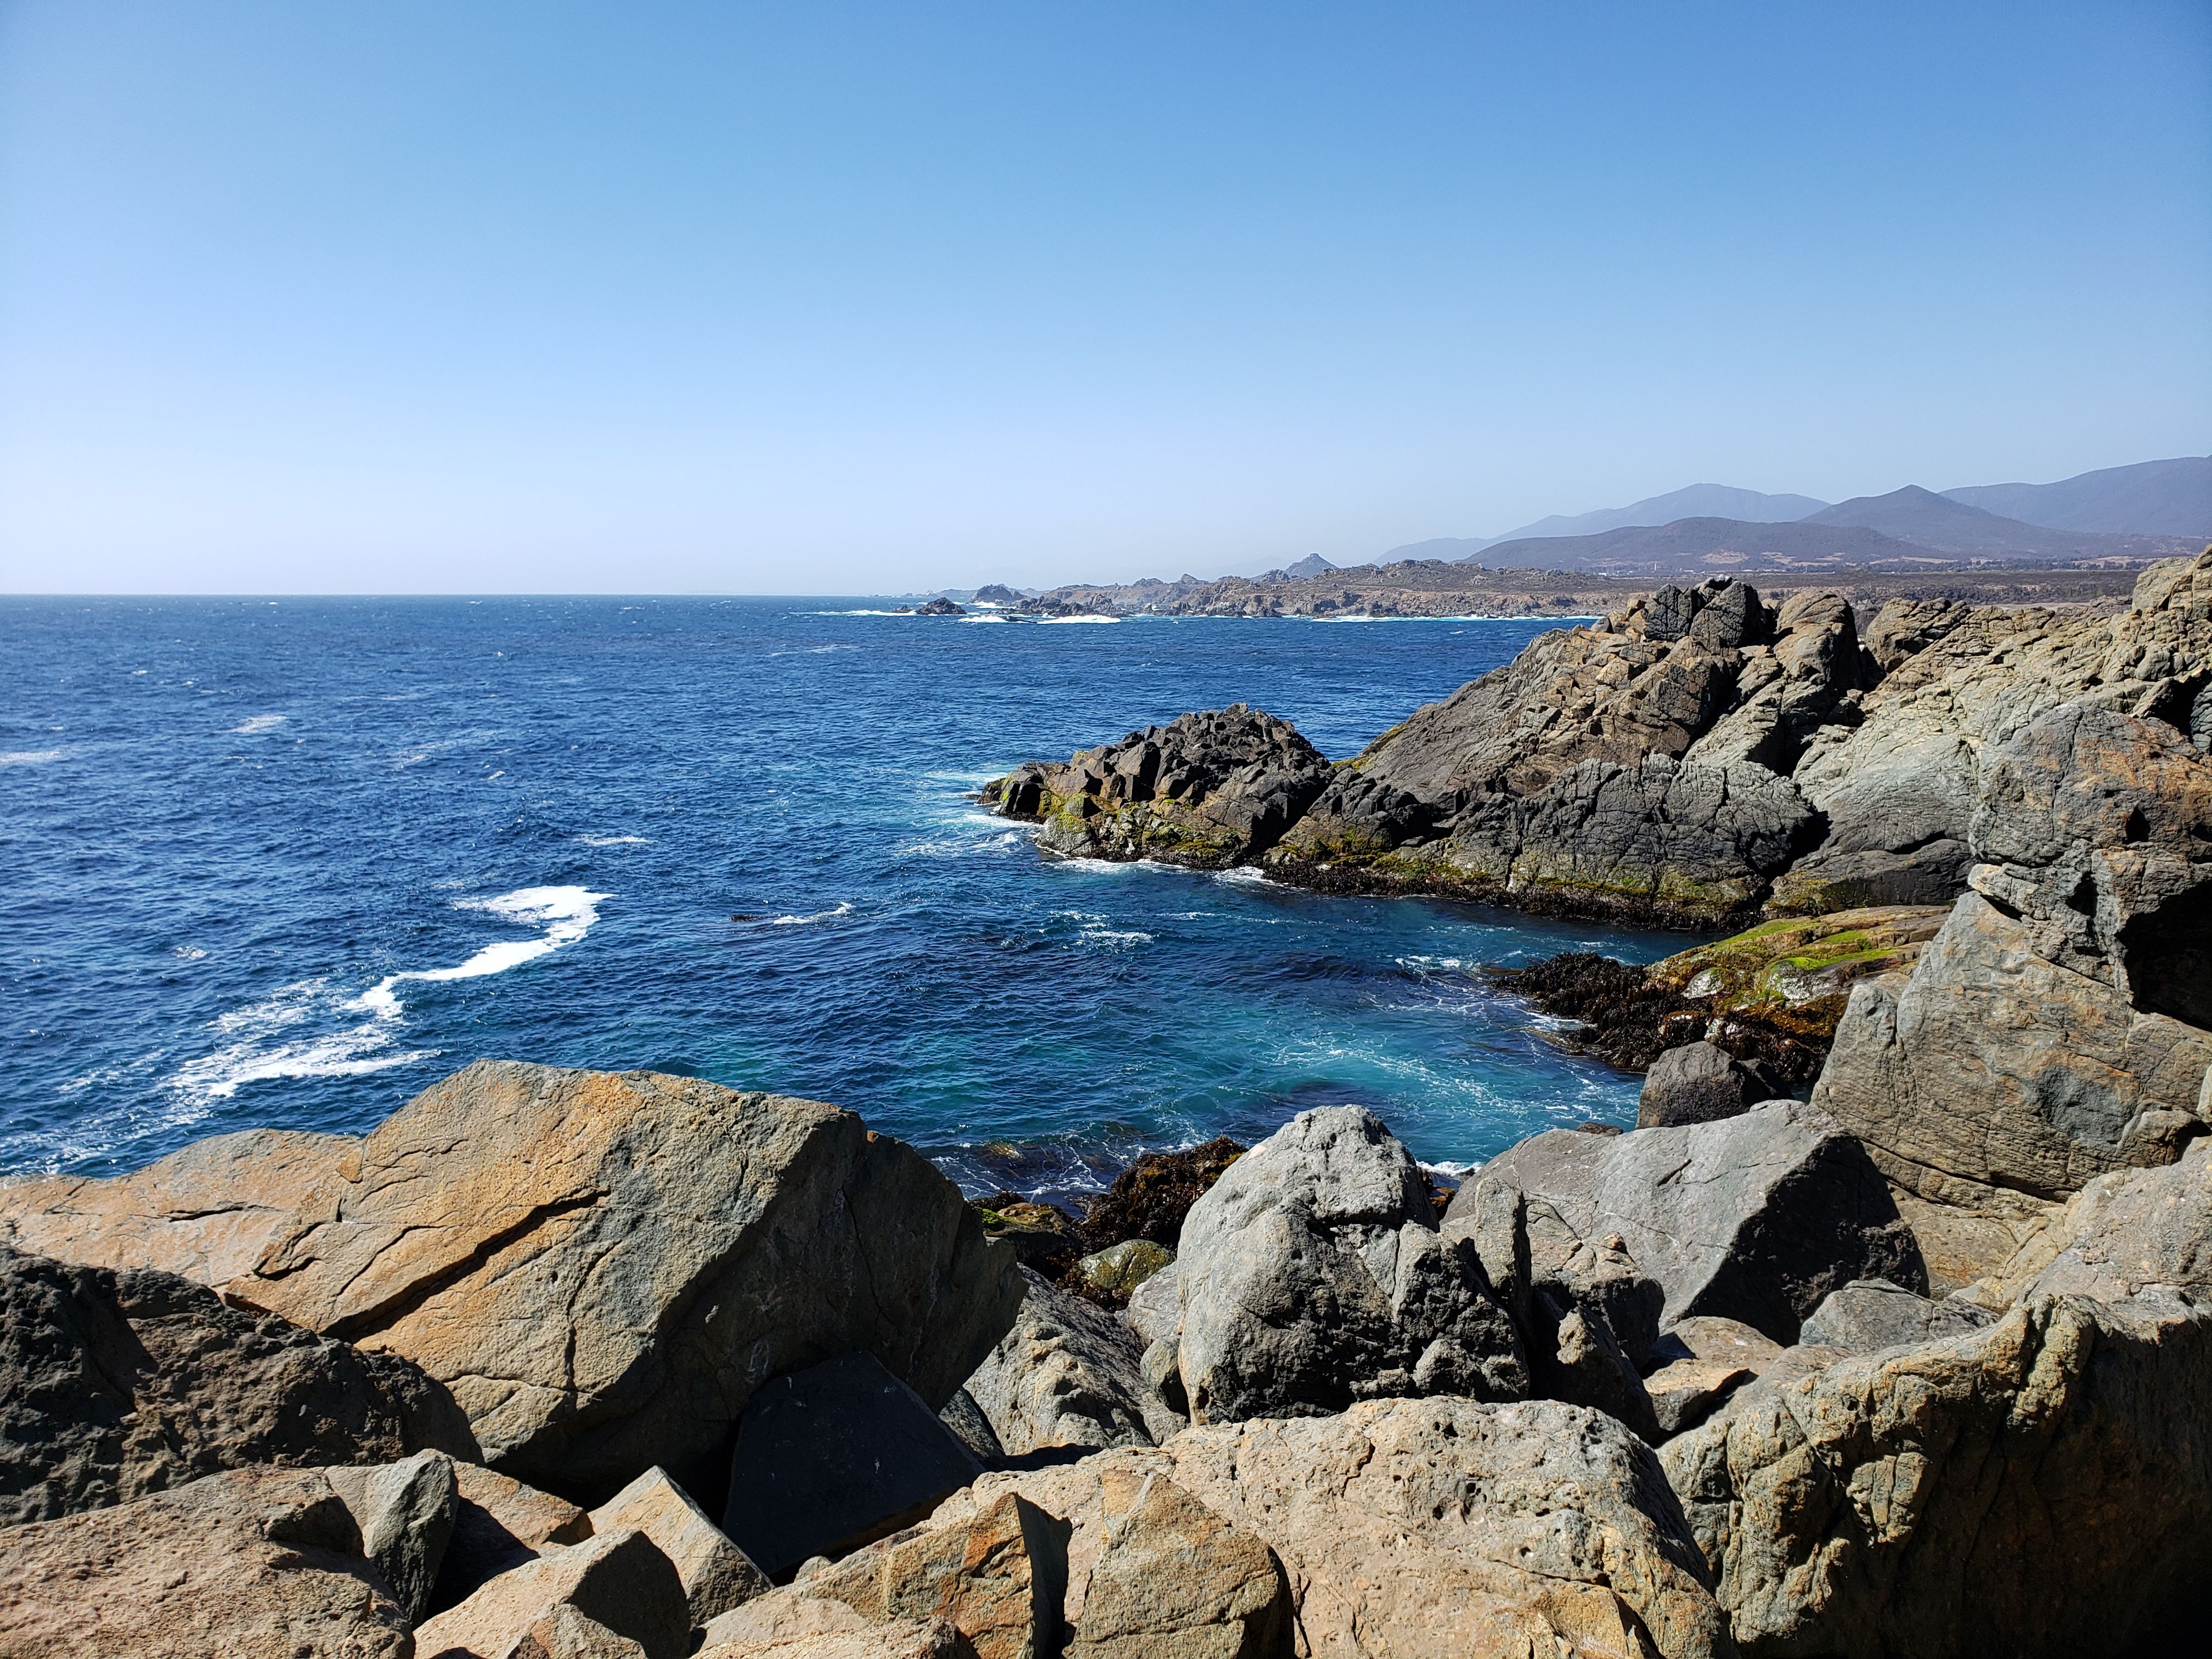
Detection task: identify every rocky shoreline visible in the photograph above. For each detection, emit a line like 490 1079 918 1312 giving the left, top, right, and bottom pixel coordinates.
0 549 2207 1658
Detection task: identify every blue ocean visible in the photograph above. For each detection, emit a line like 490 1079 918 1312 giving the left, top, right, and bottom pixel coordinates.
2 597 1684 1203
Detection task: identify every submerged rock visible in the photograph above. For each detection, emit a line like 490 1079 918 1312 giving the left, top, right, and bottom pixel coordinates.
0 1061 1024 1504
0 1244 472 1527
1171 1106 1528 1421
986 706 1329 868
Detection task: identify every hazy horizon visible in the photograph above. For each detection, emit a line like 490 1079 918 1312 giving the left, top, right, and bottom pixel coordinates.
4 2 2208 596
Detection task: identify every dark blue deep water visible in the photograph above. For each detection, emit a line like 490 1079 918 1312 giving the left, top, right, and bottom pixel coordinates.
2 597 1686 1202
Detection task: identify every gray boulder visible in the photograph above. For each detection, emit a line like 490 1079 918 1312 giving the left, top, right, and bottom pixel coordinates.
960 1268 1180 1456
1797 1278 1994 1353
1638 1039 1784 1128
1863 595 1973 674
323 1450 458 1620
1447 1100 1925 1343
1172 1107 1527 1422
987 704 1331 867
723 1352 982 1579
1120 1259 1182 1350
0 1245 473 1527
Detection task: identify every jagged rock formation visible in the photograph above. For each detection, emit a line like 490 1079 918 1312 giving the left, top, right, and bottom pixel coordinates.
0 1062 1023 1504
985 705 1330 867
0 1245 473 1526
1167 1107 1528 1421
960 1268 1180 1456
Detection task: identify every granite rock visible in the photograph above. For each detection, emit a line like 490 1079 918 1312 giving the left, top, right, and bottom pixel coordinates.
960 1267 1176 1457
1796 1277 1994 1353
324 1448 459 1620
590 1466 768 1627
414 1526 693 1659
1637 1040 1784 1129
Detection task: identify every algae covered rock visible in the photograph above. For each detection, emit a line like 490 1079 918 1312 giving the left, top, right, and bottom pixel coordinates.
986 706 1329 868
1066 1239 1172 1301
1075 1136 1243 1250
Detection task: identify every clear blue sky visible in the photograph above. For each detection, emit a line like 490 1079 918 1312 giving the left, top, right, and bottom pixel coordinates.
3 2 2207 594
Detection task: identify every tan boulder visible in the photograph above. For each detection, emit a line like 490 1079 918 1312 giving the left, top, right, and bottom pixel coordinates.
590 1466 767 1627
0 1060 1023 1501
509 1605 649 1657
1661 1289 2212 1658
413 1527 692 1659
699 1594 967 1658
0 1465 410 1658
431 1461 596 1613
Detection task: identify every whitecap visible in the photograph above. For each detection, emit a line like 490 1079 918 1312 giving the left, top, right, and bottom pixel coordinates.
770 901 855 926
1079 926 1153 947
172 945 207 961
1211 865 1276 887
0 748 67 766
231 714 286 734
961 613 1009 623
1034 614 1121 625
578 834 649 846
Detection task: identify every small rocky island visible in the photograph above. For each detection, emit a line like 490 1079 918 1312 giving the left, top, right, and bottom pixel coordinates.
0 550 2208 1658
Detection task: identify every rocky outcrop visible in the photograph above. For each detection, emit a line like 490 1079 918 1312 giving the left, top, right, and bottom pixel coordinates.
1796 1277 1993 1352
986 706 1330 867
0 1244 472 1527
1261 578 1851 924
1637 1040 1784 1128
723 1351 984 1580
1170 1106 1527 1421
415 1526 693 1659
0 1465 414 1658
959 1268 1177 1457
1448 1101 1925 1344
1640 1317 1784 1437
1774 549 2212 913
0 1062 1023 1504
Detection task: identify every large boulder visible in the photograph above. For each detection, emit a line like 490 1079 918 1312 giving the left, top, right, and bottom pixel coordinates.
1447 1101 1925 1344
0 1465 412 1658
960 1268 1179 1457
0 1062 1024 1503
323 1448 459 1620
1170 1106 1527 1421
1637 1039 1783 1128
590 1466 768 1628
1775 550 2212 915
986 706 1330 867
723 1351 983 1580
1662 1290 2212 1658
0 1244 473 1527
414 1526 693 1659
1796 1277 1994 1353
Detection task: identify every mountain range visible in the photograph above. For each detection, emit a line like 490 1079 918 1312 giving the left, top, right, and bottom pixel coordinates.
1378 456 2209 579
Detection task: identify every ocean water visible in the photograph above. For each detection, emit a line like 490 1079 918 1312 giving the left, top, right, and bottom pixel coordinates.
2 597 1688 1204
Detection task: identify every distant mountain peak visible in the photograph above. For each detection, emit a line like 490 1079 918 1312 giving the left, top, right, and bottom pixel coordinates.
1284 552 1336 579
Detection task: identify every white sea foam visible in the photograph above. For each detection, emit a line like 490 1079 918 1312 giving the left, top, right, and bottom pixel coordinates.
172 945 207 961
578 834 649 845
1034 614 1121 625
231 714 287 734
166 885 608 1104
1211 865 1276 887
771 901 855 926
1079 926 1153 947
961 613 1009 623
0 748 67 766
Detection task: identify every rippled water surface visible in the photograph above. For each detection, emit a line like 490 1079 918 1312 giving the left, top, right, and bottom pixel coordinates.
3 597 1688 1200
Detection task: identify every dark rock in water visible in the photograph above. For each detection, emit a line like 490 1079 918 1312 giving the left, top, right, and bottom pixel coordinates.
1172 1107 1528 1421
970 1193 1086 1279
1637 1039 1784 1128
722 1351 982 1580
972 583 1023 605
1076 1136 1245 1250
1797 1277 1994 1353
987 705 1330 868
0 1245 475 1527
1449 1101 1926 1344
913 597 964 616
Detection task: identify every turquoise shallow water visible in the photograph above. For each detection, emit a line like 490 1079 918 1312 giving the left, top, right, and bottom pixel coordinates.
1 597 1686 1202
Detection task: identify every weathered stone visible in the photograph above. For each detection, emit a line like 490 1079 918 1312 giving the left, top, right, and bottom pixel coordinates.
414 1527 692 1659
590 1466 768 1627
988 707 1330 867
699 1594 968 1659
803 1492 1069 1659
723 1351 983 1579
1448 1101 1925 1342
1863 596 1972 674
432 1462 596 1615
1121 1259 1182 1348
0 1062 1023 1503
1638 1039 1782 1128
1640 1356 1754 1439
1965 1137 2212 1310
1797 1277 1994 1352
1662 1290 2212 1658
0 1465 410 1658
1157 1398 1730 1659
0 1243 474 1527
1173 1106 1527 1421
1812 893 2212 1207
960 1268 1176 1458
510 1604 650 1658
1067 1239 1172 1301
936 1387 1006 1463
324 1448 459 1620
970 1197 1086 1279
